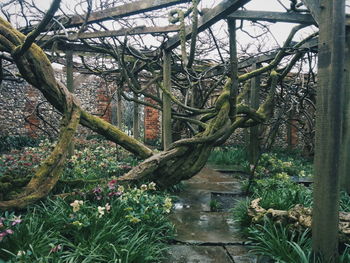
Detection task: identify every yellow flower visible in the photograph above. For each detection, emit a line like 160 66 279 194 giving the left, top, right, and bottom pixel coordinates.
72 221 83 227
283 161 292 167
299 170 306 177
163 197 173 213
70 200 84 212
118 185 125 192
276 172 289 180
129 217 141 224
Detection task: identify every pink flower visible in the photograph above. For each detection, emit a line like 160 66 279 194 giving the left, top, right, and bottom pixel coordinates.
108 191 122 198
108 180 117 190
6 229 14 234
0 229 13 241
92 186 103 194
11 216 22 226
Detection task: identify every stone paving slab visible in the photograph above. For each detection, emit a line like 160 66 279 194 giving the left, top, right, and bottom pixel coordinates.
169 211 246 244
173 190 211 212
206 164 248 174
185 181 243 193
186 167 240 183
225 246 258 263
162 245 233 263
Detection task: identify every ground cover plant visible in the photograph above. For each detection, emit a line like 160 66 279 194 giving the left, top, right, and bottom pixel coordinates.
228 148 350 262
0 138 140 199
207 145 249 167
0 181 174 262
0 138 174 262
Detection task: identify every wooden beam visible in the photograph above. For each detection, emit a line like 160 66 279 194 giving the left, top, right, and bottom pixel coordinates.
238 37 318 69
301 0 320 25
42 25 180 40
228 10 315 24
71 0 190 27
165 0 251 51
22 0 190 33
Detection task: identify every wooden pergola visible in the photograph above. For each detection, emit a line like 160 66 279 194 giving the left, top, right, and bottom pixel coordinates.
2 0 347 260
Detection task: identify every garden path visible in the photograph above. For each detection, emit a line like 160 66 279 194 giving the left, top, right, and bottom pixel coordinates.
162 167 257 263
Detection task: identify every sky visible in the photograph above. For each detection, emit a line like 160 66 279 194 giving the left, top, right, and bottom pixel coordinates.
1 0 320 62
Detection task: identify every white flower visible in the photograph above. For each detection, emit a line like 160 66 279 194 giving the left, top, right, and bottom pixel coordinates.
148 182 156 190
17 250 26 257
105 203 111 212
140 184 148 191
70 200 84 212
98 206 106 218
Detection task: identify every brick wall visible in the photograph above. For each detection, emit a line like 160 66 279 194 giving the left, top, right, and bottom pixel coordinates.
144 98 160 145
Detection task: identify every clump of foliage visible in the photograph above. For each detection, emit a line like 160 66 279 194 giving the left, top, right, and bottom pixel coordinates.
232 149 350 262
247 219 350 263
207 145 249 166
254 152 313 179
63 139 139 180
0 181 174 262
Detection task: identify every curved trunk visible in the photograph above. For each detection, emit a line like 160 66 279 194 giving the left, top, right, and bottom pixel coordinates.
0 103 81 210
0 17 275 208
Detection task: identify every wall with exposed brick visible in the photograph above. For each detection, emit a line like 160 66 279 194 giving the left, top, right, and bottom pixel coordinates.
144 98 160 145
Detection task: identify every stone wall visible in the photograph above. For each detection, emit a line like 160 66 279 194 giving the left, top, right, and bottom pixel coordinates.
0 71 114 137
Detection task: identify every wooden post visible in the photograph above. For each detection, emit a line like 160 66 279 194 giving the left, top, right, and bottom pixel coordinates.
133 92 140 140
249 63 260 164
162 50 172 150
116 88 122 129
340 27 350 193
228 19 238 119
312 0 345 261
66 50 74 157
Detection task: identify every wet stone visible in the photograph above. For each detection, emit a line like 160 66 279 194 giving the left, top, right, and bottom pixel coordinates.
225 246 258 263
211 192 245 212
169 211 246 244
173 190 211 212
162 245 232 263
